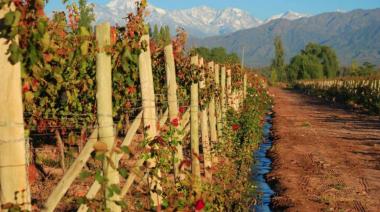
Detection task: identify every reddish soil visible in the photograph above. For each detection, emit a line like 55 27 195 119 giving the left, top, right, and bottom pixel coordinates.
268 87 380 212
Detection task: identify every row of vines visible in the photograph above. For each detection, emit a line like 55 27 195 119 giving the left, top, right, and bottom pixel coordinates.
295 77 380 113
0 0 272 211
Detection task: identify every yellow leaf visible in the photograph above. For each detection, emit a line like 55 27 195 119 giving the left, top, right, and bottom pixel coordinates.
93 141 108 152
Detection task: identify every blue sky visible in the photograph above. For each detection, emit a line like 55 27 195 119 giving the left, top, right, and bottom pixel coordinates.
46 0 380 20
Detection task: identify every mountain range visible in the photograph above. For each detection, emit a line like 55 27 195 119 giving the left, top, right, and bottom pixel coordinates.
94 1 380 67
190 8 380 67
94 0 308 37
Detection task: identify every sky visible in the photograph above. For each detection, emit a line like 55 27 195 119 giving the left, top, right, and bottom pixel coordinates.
46 0 380 20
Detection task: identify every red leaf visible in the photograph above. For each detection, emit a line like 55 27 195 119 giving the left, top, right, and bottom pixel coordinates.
22 82 30 93
232 124 240 132
28 164 39 185
179 106 186 114
127 86 136 94
179 159 191 170
110 27 117 45
195 199 205 211
171 118 179 127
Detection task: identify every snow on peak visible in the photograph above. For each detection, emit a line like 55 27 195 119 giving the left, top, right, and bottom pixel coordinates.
95 1 307 37
95 1 263 37
265 11 309 23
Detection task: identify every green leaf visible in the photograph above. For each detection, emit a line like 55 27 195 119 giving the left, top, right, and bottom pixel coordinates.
118 167 129 178
12 10 21 27
79 170 92 180
80 41 89 56
37 20 47 34
3 11 15 26
120 146 129 154
109 184 121 195
24 92 34 103
162 199 169 208
95 170 106 184
41 32 50 50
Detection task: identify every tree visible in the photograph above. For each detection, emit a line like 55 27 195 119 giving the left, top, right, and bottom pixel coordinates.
357 62 376 76
78 0 95 31
303 43 339 78
287 42 339 81
271 36 285 81
193 47 240 64
163 25 171 45
287 54 323 81
152 24 159 41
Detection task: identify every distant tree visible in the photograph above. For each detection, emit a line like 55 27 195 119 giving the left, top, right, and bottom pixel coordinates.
271 36 285 81
287 54 323 81
270 68 278 84
193 47 240 64
287 42 338 81
303 43 339 78
163 25 171 45
78 0 95 31
152 24 159 41
356 62 376 76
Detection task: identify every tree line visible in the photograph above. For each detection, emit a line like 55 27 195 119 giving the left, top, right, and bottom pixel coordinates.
269 36 378 83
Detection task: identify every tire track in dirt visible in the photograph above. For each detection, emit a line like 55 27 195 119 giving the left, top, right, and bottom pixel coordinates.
267 88 380 212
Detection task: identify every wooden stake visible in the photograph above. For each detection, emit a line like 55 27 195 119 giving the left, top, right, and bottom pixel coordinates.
0 5 31 210
226 69 232 107
44 130 98 212
208 62 217 180
95 23 120 212
243 72 247 99
190 55 201 195
199 58 212 181
139 34 163 207
221 66 227 119
164 44 184 181
54 130 66 173
215 64 223 141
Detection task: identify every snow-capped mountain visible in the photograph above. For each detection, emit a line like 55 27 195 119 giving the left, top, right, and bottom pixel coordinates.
264 11 309 23
94 0 262 37
94 0 307 37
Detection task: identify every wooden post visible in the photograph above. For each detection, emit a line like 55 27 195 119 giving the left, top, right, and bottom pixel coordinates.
164 44 183 181
0 5 31 211
199 58 212 181
96 23 120 212
243 72 247 99
139 34 163 207
54 130 66 172
44 130 98 212
208 62 217 177
221 66 227 119
226 69 232 107
190 55 201 195
208 62 217 146
214 64 223 141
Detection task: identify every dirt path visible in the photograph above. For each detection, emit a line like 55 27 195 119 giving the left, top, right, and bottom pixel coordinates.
267 87 380 212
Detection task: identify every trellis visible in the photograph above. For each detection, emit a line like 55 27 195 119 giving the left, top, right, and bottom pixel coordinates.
0 21 247 211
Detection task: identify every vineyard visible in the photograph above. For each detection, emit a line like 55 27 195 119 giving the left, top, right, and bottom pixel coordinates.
296 77 380 113
0 1 272 211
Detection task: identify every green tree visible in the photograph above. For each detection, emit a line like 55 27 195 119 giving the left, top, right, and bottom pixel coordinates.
357 62 376 76
303 43 339 78
287 54 323 81
163 25 171 45
152 24 159 41
287 42 339 81
193 47 240 64
78 0 95 31
270 68 278 85
271 36 285 81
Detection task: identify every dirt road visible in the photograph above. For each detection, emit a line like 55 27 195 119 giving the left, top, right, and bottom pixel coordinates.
268 88 380 212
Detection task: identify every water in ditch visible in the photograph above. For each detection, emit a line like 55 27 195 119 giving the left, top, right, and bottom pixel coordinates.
251 114 275 212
